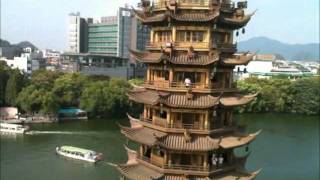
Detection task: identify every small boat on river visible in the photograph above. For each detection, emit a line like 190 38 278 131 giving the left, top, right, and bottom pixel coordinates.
0 123 29 134
56 146 103 163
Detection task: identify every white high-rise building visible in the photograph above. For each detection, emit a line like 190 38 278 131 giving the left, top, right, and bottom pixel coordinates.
68 12 89 53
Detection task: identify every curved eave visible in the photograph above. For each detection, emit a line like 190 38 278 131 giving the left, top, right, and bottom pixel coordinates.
115 163 164 180
163 94 220 109
129 49 164 64
170 12 219 22
120 126 167 146
213 169 262 180
127 90 161 106
222 54 255 66
132 8 167 24
218 12 255 29
220 93 258 107
127 113 143 129
168 54 219 66
160 136 219 152
124 145 138 165
219 130 262 149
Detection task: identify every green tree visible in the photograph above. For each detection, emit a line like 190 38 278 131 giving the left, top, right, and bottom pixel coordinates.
31 69 62 89
5 69 25 106
17 85 59 114
80 78 131 117
52 73 87 107
0 61 10 106
290 77 320 115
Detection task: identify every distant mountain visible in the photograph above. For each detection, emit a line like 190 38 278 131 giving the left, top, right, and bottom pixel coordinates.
0 39 37 50
0 39 38 59
16 41 37 50
0 39 11 47
238 37 319 61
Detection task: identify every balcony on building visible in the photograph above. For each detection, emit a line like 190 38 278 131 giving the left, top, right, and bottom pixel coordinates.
153 0 216 11
144 66 236 93
140 105 235 133
146 27 211 51
137 146 236 175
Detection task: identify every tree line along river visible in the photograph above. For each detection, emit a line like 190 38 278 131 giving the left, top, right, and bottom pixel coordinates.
1 113 319 180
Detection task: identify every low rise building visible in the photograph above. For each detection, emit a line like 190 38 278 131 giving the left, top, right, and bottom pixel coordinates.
1 47 45 74
235 54 314 80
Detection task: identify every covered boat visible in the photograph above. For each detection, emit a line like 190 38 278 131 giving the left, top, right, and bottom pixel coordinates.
56 146 103 163
0 123 29 134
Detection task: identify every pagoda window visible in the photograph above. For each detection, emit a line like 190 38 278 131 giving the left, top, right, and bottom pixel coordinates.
177 31 205 43
212 32 231 45
152 69 169 82
155 31 172 42
174 72 204 84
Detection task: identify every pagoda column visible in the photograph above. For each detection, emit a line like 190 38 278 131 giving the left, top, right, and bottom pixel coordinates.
206 69 210 87
167 111 171 127
172 26 177 41
206 28 211 46
150 29 154 43
203 153 208 169
140 146 144 156
168 153 172 166
146 68 151 82
205 111 209 130
143 106 148 119
169 68 174 85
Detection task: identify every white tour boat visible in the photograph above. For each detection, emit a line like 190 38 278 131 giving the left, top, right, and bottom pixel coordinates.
56 146 103 163
0 123 29 134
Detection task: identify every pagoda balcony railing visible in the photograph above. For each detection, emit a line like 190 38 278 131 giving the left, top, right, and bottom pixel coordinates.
140 116 208 130
138 155 209 172
171 81 210 89
146 41 210 50
144 81 212 90
153 0 212 9
174 42 210 49
163 164 209 172
144 81 225 90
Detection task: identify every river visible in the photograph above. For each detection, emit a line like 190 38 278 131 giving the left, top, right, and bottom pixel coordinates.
1 114 319 180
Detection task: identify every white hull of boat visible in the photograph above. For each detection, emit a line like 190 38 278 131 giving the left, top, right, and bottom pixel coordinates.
55 147 100 163
0 123 29 134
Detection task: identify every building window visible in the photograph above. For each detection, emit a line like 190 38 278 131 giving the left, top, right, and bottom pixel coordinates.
155 31 172 42
177 31 205 43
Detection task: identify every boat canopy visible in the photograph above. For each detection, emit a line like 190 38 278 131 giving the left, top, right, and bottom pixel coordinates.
60 146 95 154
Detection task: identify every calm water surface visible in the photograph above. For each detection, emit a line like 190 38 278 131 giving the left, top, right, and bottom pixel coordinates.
1 114 319 180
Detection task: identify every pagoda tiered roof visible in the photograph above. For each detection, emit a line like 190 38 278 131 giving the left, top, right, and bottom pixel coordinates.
128 88 258 108
133 9 219 24
130 49 219 65
120 121 261 151
128 89 221 109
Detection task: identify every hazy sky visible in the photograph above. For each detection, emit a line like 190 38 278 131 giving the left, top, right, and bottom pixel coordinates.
1 0 319 50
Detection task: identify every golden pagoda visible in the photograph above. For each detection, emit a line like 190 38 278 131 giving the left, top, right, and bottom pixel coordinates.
114 0 261 179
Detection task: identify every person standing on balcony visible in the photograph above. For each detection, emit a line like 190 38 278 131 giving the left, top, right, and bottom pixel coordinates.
218 155 224 166
185 77 191 88
212 154 218 167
